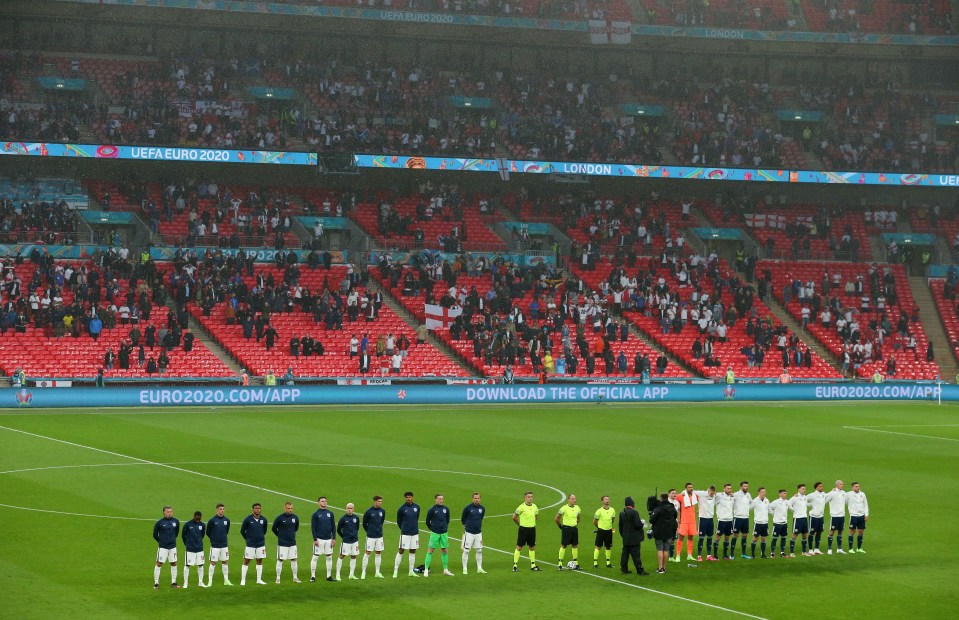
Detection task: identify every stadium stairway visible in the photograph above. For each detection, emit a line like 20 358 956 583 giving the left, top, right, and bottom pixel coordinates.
909 276 958 381
367 279 480 377
619 310 701 378
764 293 844 374
185 312 247 380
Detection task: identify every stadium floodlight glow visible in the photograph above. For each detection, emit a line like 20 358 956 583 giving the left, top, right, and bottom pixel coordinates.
795 115 802 119
464 101 472 106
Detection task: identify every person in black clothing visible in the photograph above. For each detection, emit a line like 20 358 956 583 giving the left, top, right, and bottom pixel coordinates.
618 497 648 576
650 494 678 574
183 330 194 353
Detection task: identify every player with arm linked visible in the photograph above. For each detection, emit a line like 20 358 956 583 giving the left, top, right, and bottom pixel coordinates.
461 492 487 575
732 481 753 559
824 480 847 554
713 483 735 560
271 502 301 584
424 493 455 577
310 496 337 582
181 511 208 588
240 502 268 586
335 503 361 580
153 505 180 590
676 484 699 562
846 482 869 553
361 495 386 579
788 484 811 557
694 486 717 561
205 503 233 586
393 491 421 578
806 482 827 555
749 488 771 559
769 490 790 558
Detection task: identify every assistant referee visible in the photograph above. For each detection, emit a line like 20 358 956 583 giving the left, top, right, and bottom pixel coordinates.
512 492 540 572
593 495 616 569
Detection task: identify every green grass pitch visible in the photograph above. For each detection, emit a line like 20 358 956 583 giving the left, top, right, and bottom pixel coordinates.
1 401 957 619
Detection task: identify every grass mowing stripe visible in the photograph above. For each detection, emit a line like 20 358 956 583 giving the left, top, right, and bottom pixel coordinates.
0 423 766 619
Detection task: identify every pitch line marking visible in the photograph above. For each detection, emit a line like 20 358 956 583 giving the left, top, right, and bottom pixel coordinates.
0 461 566 520
842 426 959 442
0 424 765 619
846 424 959 428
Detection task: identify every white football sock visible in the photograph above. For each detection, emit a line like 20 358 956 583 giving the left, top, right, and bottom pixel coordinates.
275 561 283 580
291 560 298 579
462 550 469 573
241 564 248 584
326 555 333 578
349 557 356 576
394 552 403 575
362 554 370 576
476 549 483 571
183 566 189 585
375 554 382 572
170 566 178 583
255 564 262 581
408 553 416 572
153 566 161 584
336 558 342 579
310 555 318 578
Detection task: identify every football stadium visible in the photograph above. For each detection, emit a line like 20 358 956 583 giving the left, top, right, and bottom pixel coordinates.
1 1 958 618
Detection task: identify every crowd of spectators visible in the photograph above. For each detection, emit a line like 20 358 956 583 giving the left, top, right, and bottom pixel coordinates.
0 251 198 374
1 18 957 172
0 194 81 245
377 251 672 377
778 264 926 376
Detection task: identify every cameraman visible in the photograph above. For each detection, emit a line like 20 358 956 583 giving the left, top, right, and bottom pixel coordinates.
650 493 678 574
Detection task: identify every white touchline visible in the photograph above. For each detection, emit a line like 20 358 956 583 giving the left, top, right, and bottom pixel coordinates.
0 424 765 619
843 426 959 442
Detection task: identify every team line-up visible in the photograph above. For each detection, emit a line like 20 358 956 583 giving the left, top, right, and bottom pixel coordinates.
151 481 869 588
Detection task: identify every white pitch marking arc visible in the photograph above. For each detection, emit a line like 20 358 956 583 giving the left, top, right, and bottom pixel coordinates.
0 461 567 519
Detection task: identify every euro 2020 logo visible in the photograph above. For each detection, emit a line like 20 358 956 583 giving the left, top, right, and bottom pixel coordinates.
722 385 736 400
16 389 33 406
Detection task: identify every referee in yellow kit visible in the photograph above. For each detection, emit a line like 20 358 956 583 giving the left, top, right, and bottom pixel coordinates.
593 495 616 569
512 491 540 572
556 494 582 570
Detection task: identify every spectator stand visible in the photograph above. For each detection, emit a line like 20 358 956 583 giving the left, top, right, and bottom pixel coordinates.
163 258 465 379
759 259 940 380
574 255 841 380
373 254 692 380
0 255 233 380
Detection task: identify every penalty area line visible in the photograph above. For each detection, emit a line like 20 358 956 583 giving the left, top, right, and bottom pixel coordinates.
0 424 764 619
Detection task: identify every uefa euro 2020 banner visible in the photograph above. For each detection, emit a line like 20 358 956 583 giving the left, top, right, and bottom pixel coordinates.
2 383 951 409
0 142 317 166
353 154 959 188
